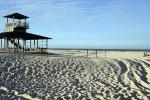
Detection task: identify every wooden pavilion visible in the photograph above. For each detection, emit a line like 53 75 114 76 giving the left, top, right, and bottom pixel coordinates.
0 13 52 53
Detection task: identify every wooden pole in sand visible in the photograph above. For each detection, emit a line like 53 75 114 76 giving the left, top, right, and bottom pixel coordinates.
37 40 38 48
46 39 48 52
3 38 4 49
25 40 26 52
143 51 145 57
37 40 38 52
13 38 15 52
96 50 98 58
18 38 19 52
4 38 5 50
30 40 31 51
6 38 8 49
34 39 35 52
0 39 1 48
0 39 1 51
34 39 35 47
23 40 24 52
105 51 106 58
87 50 89 57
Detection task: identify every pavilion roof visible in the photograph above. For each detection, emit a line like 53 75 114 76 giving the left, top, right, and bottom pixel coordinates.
4 13 29 19
0 32 52 40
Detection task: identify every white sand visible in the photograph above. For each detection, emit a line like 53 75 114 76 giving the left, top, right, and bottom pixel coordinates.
48 49 146 59
0 51 149 99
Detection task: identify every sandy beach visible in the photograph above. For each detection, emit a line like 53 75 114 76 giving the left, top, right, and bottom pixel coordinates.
0 51 150 100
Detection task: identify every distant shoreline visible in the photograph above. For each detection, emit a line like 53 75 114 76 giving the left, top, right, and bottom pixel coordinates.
48 48 150 51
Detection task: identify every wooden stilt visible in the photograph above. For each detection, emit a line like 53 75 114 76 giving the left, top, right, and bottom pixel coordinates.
18 38 19 52
34 40 35 47
46 39 48 52
7 18 8 24
37 40 38 48
105 51 106 58
1 39 3 48
87 50 89 57
6 38 8 51
30 40 31 51
34 40 35 52
25 40 26 51
13 38 15 52
23 40 24 52
37 40 38 52
4 38 5 49
0 39 1 51
96 50 98 58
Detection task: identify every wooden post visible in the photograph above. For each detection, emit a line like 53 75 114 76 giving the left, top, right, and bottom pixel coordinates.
37 40 38 52
7 38 8 49
33 39 35 52
96 50 98 58
7 18 8 24
22 40 24 52
30 40 31 51
1 39 3 48
13 16 15 32
46 39 48 52
3 38 4 49
13 38 15 52
18 38 19 52
37 40 38 48
34 40 35 47
6 38 8 52
13 16 15 24
87 50 89 57
105 51 106 58
25 19 26 25
25 40 26 52
4 38 5 49
0 39 2 50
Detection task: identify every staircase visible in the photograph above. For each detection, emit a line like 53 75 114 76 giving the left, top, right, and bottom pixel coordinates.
8 38 23 49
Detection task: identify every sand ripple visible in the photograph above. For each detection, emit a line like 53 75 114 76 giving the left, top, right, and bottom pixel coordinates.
0 53 150 99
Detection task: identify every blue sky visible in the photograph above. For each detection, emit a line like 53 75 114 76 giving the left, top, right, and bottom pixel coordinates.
0 0 150 49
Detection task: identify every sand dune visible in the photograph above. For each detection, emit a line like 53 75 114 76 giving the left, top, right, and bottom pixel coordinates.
0 53 150 99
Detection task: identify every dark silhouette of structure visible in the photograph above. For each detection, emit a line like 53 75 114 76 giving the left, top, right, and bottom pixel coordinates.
0 13 52 53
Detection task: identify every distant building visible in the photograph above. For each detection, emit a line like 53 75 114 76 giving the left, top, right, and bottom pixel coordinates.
0 13 52 53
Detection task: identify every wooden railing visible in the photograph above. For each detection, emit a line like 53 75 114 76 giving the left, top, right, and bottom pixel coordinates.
6 22 29 29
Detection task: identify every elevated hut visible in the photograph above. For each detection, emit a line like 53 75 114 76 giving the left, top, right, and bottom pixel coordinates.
0 13 52 53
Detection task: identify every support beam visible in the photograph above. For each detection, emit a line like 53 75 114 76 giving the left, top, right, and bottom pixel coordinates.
0 39 2 50
34 39 35 47
25 19 27 32
4 38 5 49
18 38 19 51
37 40 38 48
23 40 24 52
30 40 31 51
7 38 8 49
46 39 48 52
33 40 35 52
25 40 26 51
13 38 15 52
25 19 26 24
18 38 19 44
13 16 15 27
7 18 8 24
